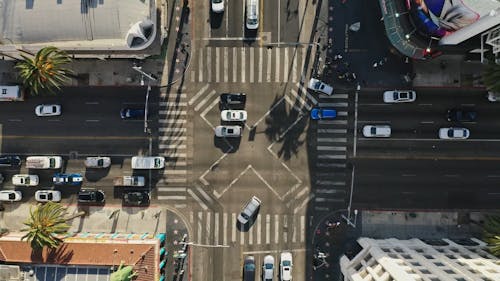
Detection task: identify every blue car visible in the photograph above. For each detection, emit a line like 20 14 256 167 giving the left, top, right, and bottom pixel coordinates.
120 108 145 119
310 108 337 120
53 173 84 186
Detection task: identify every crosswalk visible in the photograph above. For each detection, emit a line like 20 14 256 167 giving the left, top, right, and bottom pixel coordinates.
311 92 351 212
157 90 190 201
188 211 307 246
190 46 309 83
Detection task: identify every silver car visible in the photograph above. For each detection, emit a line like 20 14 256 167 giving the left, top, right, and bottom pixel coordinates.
308 78 333 95
35 104 62 116
0 190 22 202
439 127 470 140
362 125 391 138
383 90 416 103
215 125 242 137
84 157 111 168
35 190 62 202
237 196 261 224
263 254 275 281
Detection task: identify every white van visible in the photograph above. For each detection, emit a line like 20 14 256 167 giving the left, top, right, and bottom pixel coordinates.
0 85 23 101
26 156 63 169
245 0 259 30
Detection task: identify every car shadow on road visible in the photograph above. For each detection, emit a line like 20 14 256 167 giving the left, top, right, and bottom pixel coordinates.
214 136 241 154
84 168 110 182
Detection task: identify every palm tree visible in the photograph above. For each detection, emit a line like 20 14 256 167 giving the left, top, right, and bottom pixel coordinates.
21 202 84 251
482 62 500 94
483 215 500 258
15 46 73 96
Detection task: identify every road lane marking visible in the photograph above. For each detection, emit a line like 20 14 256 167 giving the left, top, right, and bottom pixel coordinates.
420 121 434 124
85 119 99 122
233 48 237 82
224 47 228 82
232 213 237 243
317 146 347 151
240 227 244 245
487 175 500 178
258 47 263 83
300 216 305 242
207 47 212 82
318 128 347 134
283 215 288 243
402 174 416 177
197 212 202 244
292 215 296 243
443 174 460 177
249 220 253 245
284 48 289 81
266 48 272 82
8 119 22 122
250 47 254 83
461 104 475 106
194 89 217 112
318 137 347 143
319 120 348 125
214 212 219 245
241 47 246 83
292 48 297 82
206 212 211 245
266 214 270 244
275 48 280 82
418 103 432 106
274 215 279 244
223 213 228 246
215 47 220 82
257 214 261 244
157 196 186 200
187 189 207 210
188 84 210 106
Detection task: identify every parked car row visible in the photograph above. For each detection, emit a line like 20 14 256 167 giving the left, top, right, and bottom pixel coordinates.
243 252 293 281
0 155 166 170
216 93 247 138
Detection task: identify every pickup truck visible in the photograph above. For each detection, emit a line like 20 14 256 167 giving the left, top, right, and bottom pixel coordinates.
26 156 62 169
113 176 145 187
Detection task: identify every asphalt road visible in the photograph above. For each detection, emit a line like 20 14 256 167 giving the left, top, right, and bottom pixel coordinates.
0 87 159 155
207 0 302 45
352 88 500 209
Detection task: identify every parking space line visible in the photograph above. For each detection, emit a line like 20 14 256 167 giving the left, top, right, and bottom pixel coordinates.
223 213 228 246
274 214 279 244
232 213 237 243
266 214 270 244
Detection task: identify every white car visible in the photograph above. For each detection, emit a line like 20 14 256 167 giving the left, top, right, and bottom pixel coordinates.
488 91 500 102
308 78 333 95
131 156 165 169
12 174 39 186
215 125 242 137
84 157 111 168
35 104 62 116
439 127 470 140
0 190 22 202
280 252 293 281
237 196 261 224
221 110 247 122
26 156 63 169
362 125 391 138
383 90 416 103
35 190 61 202
211 0 224 13
263 255 275 281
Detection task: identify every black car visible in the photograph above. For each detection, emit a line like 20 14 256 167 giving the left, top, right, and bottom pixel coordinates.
243 255 255 281
123 191 150 206
78 189 105 204
220 93 246 108
0 155 21 167
120 108 146 119
446 108 477 122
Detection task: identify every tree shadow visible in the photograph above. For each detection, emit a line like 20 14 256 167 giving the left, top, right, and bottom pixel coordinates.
264 95 307 161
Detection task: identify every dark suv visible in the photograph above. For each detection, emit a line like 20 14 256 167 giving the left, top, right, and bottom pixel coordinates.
220 93 246 109
446 108 477 122
0 155 21 167
123 191 150 206
78 189 105 204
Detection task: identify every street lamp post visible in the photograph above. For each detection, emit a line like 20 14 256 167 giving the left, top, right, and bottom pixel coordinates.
131 66 157 133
